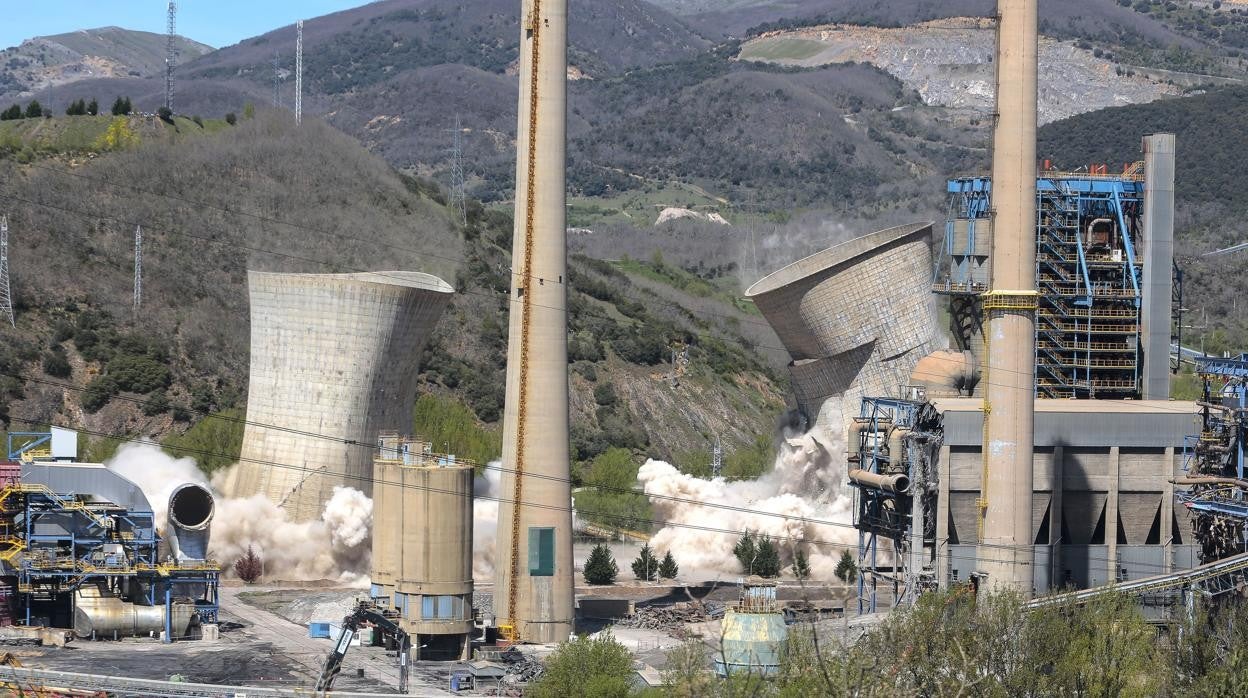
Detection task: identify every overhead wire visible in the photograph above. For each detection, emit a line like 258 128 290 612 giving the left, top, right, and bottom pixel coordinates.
4 414 1199 577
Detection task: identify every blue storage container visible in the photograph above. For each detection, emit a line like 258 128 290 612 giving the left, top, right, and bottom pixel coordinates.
308 622 331 638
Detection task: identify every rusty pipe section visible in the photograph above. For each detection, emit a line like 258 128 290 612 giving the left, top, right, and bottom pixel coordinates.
848 468 911 494
167 483 214 562
1173 476 1248 489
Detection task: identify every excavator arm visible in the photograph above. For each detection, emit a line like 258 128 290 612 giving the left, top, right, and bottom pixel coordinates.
315 601 410 694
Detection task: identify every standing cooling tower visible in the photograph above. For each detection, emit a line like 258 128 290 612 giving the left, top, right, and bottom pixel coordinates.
225 271 454 521
745 223 941 435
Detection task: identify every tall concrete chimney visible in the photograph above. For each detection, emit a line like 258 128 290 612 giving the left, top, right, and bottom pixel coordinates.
1141 134 1176 400
976 0 1038 594
493 0 574 643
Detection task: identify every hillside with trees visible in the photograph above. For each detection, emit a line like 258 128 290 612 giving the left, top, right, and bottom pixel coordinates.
0 110 786 486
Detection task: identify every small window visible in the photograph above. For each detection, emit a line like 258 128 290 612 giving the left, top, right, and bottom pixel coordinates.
529 527 555 576
437 595 455 619
421 595 435 620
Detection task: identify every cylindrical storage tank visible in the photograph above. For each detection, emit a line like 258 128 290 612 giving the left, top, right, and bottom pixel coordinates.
369 436 402 604
167 483 214 561
73 593 194 639
745 223 940 436
714 610 787 677
395 458 474 637
223 271 454 522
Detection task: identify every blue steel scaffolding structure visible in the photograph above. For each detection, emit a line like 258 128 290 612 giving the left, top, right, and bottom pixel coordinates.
935 169 1146 398
2 433 218 641
1178 356 1248 563
850 395 942 614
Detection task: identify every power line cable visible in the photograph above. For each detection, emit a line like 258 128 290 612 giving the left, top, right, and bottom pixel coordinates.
3 415 1197 576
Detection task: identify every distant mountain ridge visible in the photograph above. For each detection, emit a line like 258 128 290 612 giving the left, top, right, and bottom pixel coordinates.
0 27 212 101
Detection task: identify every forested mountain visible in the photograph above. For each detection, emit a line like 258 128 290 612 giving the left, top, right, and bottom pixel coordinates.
0 112 785 476
0 27 212 100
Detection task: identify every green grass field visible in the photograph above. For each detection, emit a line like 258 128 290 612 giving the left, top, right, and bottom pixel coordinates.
739 38 827 62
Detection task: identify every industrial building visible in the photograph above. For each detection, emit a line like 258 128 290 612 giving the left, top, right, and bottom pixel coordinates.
934 137 1176 400
223 270 454 521
369 433 474 660
1 429 219 641
936 399 1199 593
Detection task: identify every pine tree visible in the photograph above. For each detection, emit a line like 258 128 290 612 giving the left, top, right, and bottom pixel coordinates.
24 100 43 118
66 99 85 116
834 550 858 583
733 531 757 575
632 543 658 581
234 544 263 584
0 104 20 121
111 97 127 116
793 548 811 580
86 98 99 115
583 543 618 585
755 536 781 578
658 550 679 579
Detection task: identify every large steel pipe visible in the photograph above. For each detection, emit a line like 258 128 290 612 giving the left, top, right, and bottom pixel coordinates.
848 468 910 494
167 483 213 562
74 594 194 639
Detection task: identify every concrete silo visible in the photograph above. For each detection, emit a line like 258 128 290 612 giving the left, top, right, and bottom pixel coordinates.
370 434 473 660
225 271 453 521
745 223 942 435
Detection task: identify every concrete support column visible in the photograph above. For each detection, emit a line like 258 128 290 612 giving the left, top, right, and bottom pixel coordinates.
1141 134 1176 400
1162 446 1175 574
1050 446 1064 589
1106 447 1120 583
936 443 952 588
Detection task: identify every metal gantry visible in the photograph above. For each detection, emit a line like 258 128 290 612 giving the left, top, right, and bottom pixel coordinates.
1177 355 1248 562
849 394 943 614
294 20 303 126
133 225 142 313
165 1 177 113
0 215 12 328
935 170 1146 398
447 114 468 225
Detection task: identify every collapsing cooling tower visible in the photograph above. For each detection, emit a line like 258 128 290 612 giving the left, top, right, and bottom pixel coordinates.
225 271 454 522
745 223 941 433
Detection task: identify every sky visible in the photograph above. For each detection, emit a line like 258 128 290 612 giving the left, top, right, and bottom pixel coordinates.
0 1 373 51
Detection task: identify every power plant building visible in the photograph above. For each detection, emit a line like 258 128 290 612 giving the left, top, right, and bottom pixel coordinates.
935 399 1199 592
934 135 1177 400
225 270 454 521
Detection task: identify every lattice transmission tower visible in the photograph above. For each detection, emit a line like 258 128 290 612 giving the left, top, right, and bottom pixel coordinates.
133 225 143 313
0 216 13 328
295 20 303 126
446 114 467 225
711 434 723 478
272 51 282 108
165 1 177 113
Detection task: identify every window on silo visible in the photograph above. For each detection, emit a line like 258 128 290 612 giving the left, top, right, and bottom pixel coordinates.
528 527 555 576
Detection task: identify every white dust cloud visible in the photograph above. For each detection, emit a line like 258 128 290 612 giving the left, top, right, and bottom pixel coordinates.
105 442 372 584
638 407 857 579
473 463 500 580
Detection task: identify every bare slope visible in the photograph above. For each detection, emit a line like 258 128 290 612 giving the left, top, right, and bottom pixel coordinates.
0 27 212 100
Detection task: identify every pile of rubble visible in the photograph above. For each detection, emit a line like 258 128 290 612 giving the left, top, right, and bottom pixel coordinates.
616 601 723 634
